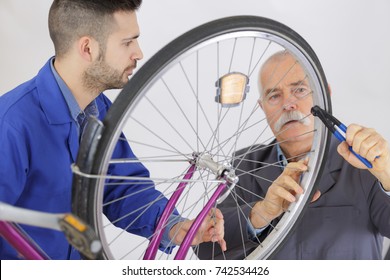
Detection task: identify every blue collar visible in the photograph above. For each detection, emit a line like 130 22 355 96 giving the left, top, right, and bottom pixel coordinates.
50 58 99 136
276 143 288 169
50 58 83 123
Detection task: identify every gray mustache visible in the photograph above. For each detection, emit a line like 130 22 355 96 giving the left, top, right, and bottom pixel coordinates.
273 111 311 132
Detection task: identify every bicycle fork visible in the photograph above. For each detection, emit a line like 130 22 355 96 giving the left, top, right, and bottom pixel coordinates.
143 153 238 260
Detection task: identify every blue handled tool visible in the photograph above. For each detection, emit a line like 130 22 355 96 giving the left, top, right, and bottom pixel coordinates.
311 105 373 168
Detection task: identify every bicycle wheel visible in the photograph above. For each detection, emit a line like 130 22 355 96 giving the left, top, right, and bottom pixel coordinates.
72 15 331 260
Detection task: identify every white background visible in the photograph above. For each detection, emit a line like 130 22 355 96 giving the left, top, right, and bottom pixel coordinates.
0 0 389 257
1 0 390 140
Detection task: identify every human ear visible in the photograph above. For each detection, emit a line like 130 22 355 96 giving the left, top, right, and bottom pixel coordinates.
78 36 99 62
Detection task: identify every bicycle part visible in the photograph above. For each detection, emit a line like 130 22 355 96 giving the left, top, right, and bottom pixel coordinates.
0 202 101 260
72 16 331 260
215 72 249 107
0 221 48 260
143 164 196 260
58 214 102 260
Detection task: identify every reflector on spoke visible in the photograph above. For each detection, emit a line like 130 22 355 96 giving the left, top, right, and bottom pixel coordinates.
215 72 249 107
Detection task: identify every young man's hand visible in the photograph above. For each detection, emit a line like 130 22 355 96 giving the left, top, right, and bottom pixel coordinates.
169 208 227 251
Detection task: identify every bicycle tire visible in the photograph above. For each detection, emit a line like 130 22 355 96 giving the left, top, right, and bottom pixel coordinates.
72 15 331 260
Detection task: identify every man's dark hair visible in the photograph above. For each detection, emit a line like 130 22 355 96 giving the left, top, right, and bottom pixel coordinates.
48 0 142 57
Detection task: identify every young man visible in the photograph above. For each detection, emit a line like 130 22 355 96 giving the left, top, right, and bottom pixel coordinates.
0 0 225 259
198 51 390 259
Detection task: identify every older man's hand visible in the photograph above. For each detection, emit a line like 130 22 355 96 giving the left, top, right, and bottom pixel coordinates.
337 123 390 191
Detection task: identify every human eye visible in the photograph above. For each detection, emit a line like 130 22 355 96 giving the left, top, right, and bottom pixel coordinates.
292 87 309 98
267 92 282 104
122 39 134 47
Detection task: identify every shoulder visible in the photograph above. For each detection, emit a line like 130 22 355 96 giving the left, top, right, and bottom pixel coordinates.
0 77 38 121
0 59 54 122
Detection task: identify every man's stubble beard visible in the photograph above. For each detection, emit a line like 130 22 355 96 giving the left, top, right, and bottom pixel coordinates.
83 53 128 94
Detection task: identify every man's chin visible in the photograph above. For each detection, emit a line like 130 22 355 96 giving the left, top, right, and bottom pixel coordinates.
117 77 129 88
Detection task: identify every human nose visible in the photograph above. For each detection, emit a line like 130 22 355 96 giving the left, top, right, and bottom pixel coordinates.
283 93 298 111
131 40 144 61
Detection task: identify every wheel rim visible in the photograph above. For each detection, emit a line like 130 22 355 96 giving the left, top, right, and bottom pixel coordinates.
83 16 331 260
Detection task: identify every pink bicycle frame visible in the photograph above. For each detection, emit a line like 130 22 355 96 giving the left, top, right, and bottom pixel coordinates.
143 164 228 260
0 221 48 260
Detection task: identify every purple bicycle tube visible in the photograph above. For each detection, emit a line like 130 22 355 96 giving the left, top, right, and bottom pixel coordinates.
0 221 48 260
174 182 227 260
143 164 196 260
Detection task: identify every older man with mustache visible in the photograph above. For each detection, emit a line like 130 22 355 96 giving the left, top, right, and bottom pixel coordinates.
198 51 390 260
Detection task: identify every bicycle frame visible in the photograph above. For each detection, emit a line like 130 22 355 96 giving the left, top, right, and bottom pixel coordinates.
143 153 237 260
0 202 101 260
0 202 65 259
0 161 230 261
0 220 48 260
